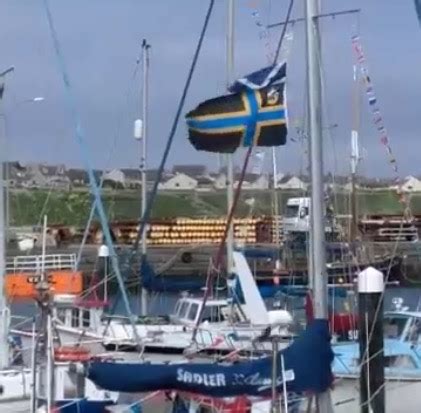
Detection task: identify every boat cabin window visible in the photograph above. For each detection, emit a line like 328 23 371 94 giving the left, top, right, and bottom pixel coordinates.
174 301 181 316
384 355 416 369
178 301 190 319
188 303 199 321
285 205 299 218
82 310 90 327
406 319 421 343
71 308 79 328
202 305 225 323
56 308 67 324
384 316 408 339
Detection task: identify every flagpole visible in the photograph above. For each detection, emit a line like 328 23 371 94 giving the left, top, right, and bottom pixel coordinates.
225 0 235 277
305 0 333 411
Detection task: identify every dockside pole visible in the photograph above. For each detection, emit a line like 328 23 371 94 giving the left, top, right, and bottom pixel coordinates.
358 267 385 413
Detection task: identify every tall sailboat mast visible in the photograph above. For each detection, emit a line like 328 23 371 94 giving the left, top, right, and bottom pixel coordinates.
225 0 235 276
305 0 332 411
0 67 14 369
350 64 360 242
139 39 150 316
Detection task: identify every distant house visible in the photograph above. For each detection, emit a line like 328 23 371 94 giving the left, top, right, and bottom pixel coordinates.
159 172 198 190
67 169 89 187
145 169 172 189
121 168 141 189
196 175 215 191
248 174 269 190
233 173 269 190
5 162 29 188
44 164 70 189
213 172 228 189
274 173 285 187
400 176 421 192
172 164 207 177
277 175 308 190
102 169 126 188
21 164 48 188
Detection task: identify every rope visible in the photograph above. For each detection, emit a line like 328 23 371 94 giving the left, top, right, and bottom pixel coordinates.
273 0 295 64
41 0 141 348
131 0 215 256
76 49 144 269
106 0 216 317
248 1 275 63
192 0 296 341
192 145 254 340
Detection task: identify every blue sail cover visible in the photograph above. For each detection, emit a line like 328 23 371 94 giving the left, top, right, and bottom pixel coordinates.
87 320 333 398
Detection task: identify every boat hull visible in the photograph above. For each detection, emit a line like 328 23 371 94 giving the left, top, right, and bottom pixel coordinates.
0 368 31 404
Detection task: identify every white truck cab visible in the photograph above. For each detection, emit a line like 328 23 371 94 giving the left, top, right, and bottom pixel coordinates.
283 197 336 235
283 197 311 234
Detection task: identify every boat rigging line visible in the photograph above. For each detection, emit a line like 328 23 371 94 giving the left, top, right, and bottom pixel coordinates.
107 0 216 317
41 0 142 348
192 0 298 341
76 48 144 269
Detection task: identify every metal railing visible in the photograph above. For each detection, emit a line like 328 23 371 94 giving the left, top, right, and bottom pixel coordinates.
6 253 77 273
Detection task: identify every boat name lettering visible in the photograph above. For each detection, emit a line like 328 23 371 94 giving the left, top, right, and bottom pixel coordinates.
232 370 295 390
176 368 226 387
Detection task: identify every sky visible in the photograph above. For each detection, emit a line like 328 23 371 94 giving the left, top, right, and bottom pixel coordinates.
0 0 420 177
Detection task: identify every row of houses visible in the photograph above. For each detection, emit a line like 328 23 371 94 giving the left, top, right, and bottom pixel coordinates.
5 162 421 192
4 162 308 191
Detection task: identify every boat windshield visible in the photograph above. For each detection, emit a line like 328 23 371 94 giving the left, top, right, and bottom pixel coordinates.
178 301 190 319
384 316 408 339
201 305 225 323
285 205 299 218
406 318 421 343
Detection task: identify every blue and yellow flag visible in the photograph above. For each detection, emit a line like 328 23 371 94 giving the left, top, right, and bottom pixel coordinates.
185 62 287 153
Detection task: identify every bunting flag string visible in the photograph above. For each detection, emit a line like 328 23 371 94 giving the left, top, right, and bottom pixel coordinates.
248 1 294 65
351 35 411 217
248 0 275 64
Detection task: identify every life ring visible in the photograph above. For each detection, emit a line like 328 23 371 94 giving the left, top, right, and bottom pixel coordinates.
54 346 90 362
181 252 193 264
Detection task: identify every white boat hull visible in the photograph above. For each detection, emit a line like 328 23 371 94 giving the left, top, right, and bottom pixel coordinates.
103 321 291 354
0 399 29 413
12 326 104 364
0 368 31 404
